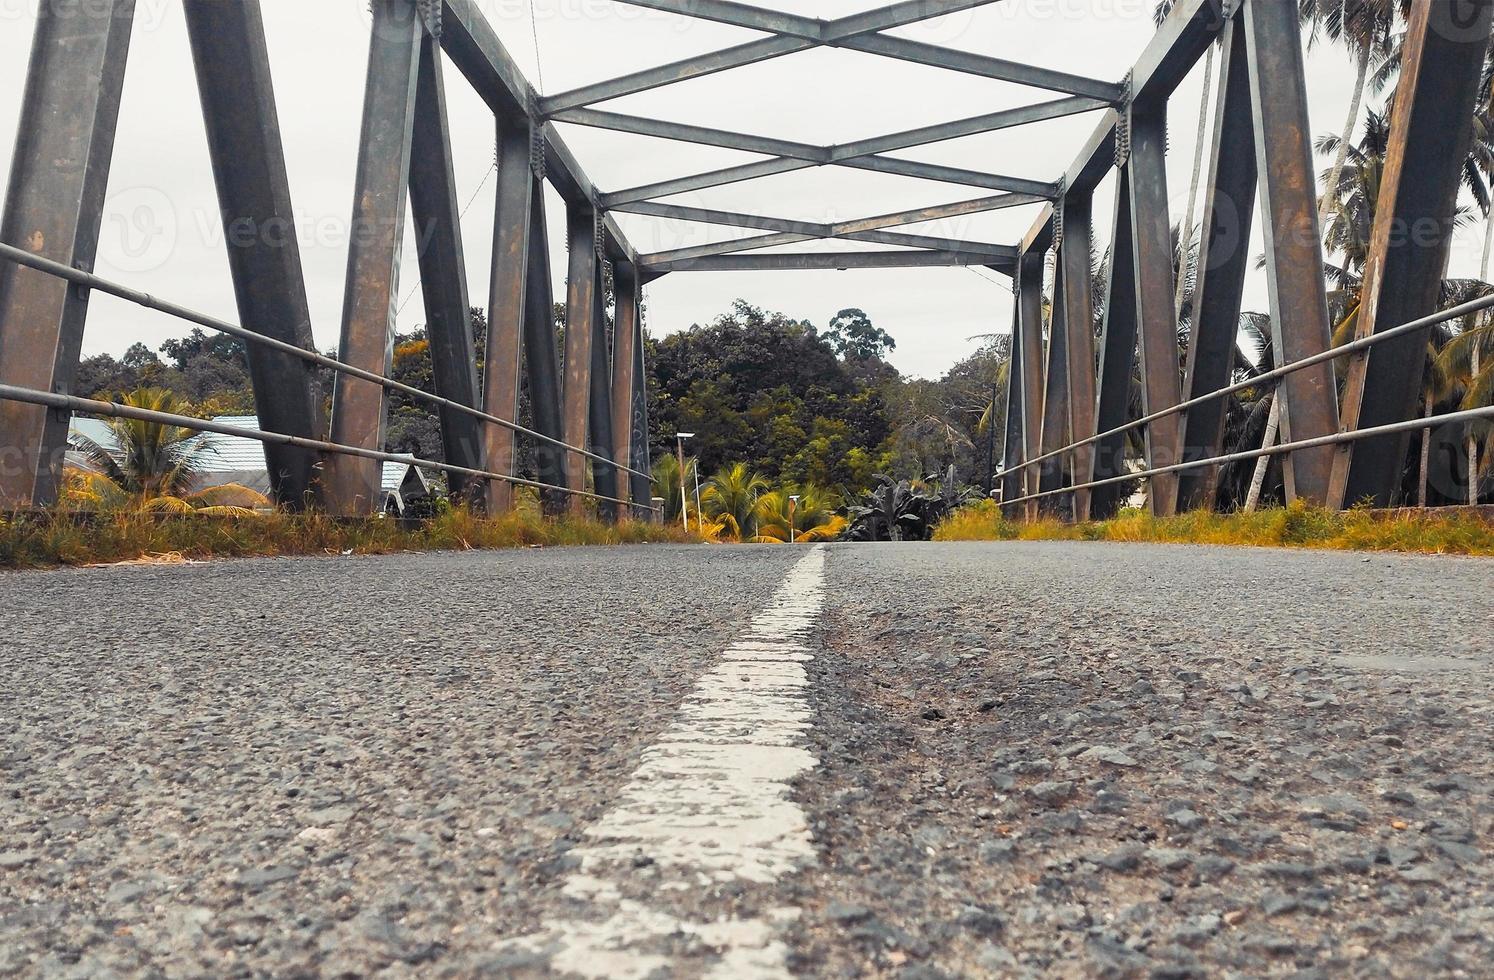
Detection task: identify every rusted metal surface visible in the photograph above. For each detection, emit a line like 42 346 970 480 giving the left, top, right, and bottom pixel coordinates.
1037 261 1071 511
0 0 134 508
1128 104 1183 517
1242 0 1339 506
480 111 534 514
523 184 567 513
1060 191 1098 522
1176 11 1256 513
324 0 422 516
1015 252 1047 512
610 261 643 515
999 293 1026 509
408 34 483 500
1090 166 1138 521
562 205 599 514
183 0 322 509
1331 0 1494 508
588 260 619 521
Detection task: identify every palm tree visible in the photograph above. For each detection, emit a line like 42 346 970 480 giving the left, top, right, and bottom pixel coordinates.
701 462 768 541
67 388 216 500
751 485 845 543
1300 0 1401 234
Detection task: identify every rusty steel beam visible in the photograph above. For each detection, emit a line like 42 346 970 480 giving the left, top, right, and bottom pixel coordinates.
643 249 1016 274
610 261 646 515
591 102 1084 207
0 0 134 508
1177 11 1255 512
1090 166 1139 521
999 289 1026 508
183 0 322 509
325 0 422 516
408 34 483 501
1037 260 1071 510
439 0 637 265
480 111 535 514
630 193 1042 266
1128 104 1183 517
1242 0 1339 505
523 181 567 513
589 261 619 521
562 205 599 513
1060 191 1098 522
1015 252 1047 512
1332 0 1494 508
546 0 1119 112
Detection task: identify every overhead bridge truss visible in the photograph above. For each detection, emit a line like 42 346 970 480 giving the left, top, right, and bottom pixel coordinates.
0 0 1489 518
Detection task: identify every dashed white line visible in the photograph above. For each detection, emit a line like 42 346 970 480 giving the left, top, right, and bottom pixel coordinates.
500 546 828 978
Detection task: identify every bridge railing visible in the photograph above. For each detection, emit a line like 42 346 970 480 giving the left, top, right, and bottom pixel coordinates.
0 241 657 518
994 292 1494 516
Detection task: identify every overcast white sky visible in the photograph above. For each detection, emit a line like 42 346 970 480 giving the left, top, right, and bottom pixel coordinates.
1 0 1487 379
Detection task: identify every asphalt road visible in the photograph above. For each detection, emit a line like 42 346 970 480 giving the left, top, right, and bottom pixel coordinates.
2 542 1492 978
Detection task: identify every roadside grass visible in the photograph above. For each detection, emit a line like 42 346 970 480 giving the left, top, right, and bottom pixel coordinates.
933 499 1494 556
0 504 700 570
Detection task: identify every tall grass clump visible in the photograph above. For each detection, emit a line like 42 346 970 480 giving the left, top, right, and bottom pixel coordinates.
934 500 1494 556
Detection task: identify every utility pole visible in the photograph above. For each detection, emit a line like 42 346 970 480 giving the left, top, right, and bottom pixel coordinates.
675 432 694 530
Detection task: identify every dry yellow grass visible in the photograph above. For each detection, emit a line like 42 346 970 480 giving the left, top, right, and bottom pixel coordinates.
0 505 700 570
934 500 1494 556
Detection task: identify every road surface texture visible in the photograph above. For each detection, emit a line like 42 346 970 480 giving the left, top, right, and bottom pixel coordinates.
1 541 1491 978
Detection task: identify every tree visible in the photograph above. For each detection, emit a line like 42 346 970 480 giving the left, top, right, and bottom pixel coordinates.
701 463 769 541
825 308 896 362
66 388 217 500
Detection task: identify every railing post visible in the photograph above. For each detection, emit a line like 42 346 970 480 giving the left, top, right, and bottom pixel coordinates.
1177 10 1256 512
1090 165 1138 521
325 0 423 516
524 184 567 514
1060 189 1097 521
0 0 134 508
1128 101 1183 518
611 260 644 518
481 109 535 514
1331 0 1494 508
1015 251 1046 520
183 0 323 510
409 32 483 501
1242 0 1340 506
589 257 619 522
562 203 599 515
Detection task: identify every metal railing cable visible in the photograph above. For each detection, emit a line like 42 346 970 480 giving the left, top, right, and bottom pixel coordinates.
0 242 654 484
994 291 1494 491
999 402 1494 509
0 383 653 512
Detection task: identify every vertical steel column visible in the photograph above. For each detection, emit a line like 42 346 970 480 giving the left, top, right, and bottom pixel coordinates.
631 291 655 512
1332 0 1494 508
1090 166 1139 520
1037 258 1071 512
1128 103 1183 517
1177 12 1256 512
183 0 321 509
589 259 619 521
325 0 423 515
524 182 567 513
481 111 534 514
0 0 134 508
562 204 599 514
1243 0 1340 505
999 298 1025 509
611 260 643 516
1060 191 1098 521
408 33 482 499
1015 251 1046 515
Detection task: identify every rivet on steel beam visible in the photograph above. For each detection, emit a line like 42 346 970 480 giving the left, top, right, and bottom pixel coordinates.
1052 185 1066 252
1114 71 1134 168
529 122 547 181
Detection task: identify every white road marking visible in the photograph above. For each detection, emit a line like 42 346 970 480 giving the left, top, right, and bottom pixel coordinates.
499 546 828 978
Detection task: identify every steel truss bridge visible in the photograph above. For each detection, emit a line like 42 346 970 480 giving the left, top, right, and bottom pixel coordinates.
1 0 1492 520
